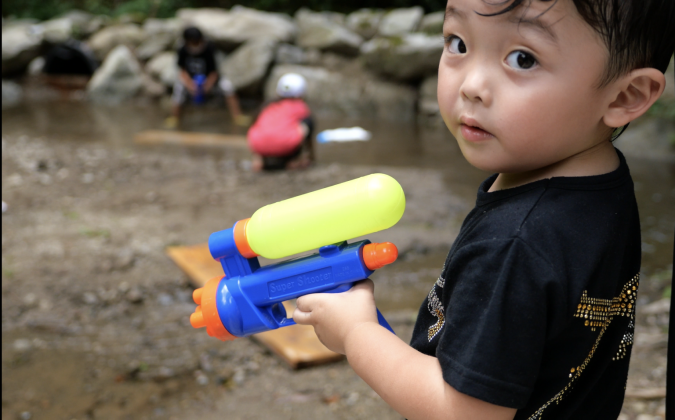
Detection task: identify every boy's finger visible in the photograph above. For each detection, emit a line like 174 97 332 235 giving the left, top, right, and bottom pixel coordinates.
292 308 312 325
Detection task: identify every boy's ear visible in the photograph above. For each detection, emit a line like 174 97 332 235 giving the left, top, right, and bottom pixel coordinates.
603 68 666 128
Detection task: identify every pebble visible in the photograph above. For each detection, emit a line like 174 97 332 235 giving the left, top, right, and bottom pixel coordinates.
19 411 32 420
2 201 7 213
22 293 38 307
155 366 176 380
83 292 99 305
126 288 144 303
199 354 213 372
13 339 32 352
195 370 209 386
345 391 360 406
157 293 174 306
233 368 246 385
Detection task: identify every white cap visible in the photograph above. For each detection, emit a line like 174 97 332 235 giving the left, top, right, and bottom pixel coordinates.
276 73 307 98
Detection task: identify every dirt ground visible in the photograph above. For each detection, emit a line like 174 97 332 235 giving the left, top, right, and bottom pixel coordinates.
1 98 673 419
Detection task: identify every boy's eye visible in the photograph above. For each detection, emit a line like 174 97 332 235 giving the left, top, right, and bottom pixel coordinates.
505 51 537 70
446 36 467 54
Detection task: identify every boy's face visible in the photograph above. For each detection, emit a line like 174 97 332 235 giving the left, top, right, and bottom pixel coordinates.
439 0 615 174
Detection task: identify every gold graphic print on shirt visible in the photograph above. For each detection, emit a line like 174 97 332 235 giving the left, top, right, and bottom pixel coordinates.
427 275 446 341
527 274 639 420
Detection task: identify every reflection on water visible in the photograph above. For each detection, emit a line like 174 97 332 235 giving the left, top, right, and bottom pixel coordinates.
2 100 673 307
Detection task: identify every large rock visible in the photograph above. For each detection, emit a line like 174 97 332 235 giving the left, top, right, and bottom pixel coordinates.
146 51 178 87
275 43 321 65
419 75 439 117
264 64 417 122
177 7 296 51
346 9 384 40
135 33 175 61
419 11 445 34
220 38 277 93
142 18 183 38
38 17 74 44
2 79 23 108
378 7 424 37
2 24 44 75
87 24 144 61
87 45 143 104
361 33 443 81
295 9 363 56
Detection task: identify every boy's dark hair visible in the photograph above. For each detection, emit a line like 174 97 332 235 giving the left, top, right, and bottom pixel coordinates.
183 26 204 43
485 0 675 85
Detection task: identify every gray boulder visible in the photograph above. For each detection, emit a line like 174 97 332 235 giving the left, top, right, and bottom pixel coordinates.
378 7 424 37
2 24 44 75
143 18 183 38
146 51 178 87
361 33 443 81
295 8 363 55
38 17 75 44
135 33 175 61
264 64 417 122
220 38 277 93
419 11 445 34
177 7 296 51
275 43 321 65
87 24 144 61
346 9 384 40
2 79 23 108
87 45 143 104
419 75 439 115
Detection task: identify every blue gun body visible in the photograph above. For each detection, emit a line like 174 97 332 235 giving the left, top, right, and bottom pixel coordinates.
208 222 394 337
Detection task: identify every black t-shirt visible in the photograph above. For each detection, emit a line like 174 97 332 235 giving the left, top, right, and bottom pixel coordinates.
177 42 217 78
410 149 641 420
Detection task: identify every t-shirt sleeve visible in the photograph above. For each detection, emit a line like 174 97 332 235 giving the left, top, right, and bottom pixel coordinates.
177 47 187 70
434 237 565 408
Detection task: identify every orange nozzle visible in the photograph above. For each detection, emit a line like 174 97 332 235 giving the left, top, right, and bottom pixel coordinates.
193 288 203 305
362 242 398 270
234 218 258 259
190 276 236 341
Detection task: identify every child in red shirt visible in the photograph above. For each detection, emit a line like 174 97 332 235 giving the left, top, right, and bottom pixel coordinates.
248 73 314 171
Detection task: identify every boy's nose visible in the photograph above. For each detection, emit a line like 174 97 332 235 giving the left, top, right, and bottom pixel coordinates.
460 68 492 106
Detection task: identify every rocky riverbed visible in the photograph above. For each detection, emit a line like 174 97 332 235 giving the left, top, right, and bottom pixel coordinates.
1 89 674 419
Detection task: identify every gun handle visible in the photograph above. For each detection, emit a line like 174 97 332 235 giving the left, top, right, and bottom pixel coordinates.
324 283 395 334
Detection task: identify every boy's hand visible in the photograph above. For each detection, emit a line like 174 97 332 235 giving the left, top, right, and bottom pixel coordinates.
293 280 379 355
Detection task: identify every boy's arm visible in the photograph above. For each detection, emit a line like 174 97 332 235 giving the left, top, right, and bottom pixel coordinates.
179 69 197 95
294 281 517 420
203 71 218 93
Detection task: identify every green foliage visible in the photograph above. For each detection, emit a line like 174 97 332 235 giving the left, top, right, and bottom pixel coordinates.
647 97 675 122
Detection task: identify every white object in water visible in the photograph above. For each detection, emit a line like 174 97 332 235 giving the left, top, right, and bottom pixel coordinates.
2 201 7 214
316 127 372 143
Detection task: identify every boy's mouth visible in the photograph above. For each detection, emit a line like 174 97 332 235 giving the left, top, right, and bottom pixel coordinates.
459 117 494 141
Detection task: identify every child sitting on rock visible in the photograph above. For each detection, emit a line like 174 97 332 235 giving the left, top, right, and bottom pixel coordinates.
165 26 248 129
247 73 314 171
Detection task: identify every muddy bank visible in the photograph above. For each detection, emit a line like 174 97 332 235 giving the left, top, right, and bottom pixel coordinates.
2 100 673 419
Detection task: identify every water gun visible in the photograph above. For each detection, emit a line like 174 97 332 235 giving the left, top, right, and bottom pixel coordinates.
193 74 207 104
190 173 405 341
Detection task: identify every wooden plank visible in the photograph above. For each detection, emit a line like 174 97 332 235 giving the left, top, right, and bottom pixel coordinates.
166 244 343 368
135 130 249 149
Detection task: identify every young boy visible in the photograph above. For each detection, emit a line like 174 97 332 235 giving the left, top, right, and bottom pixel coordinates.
166 27 247 128
293 0 674 419
247 73 314 171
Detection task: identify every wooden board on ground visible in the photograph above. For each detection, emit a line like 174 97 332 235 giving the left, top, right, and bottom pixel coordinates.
135 130 249 149
166 244 344 369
